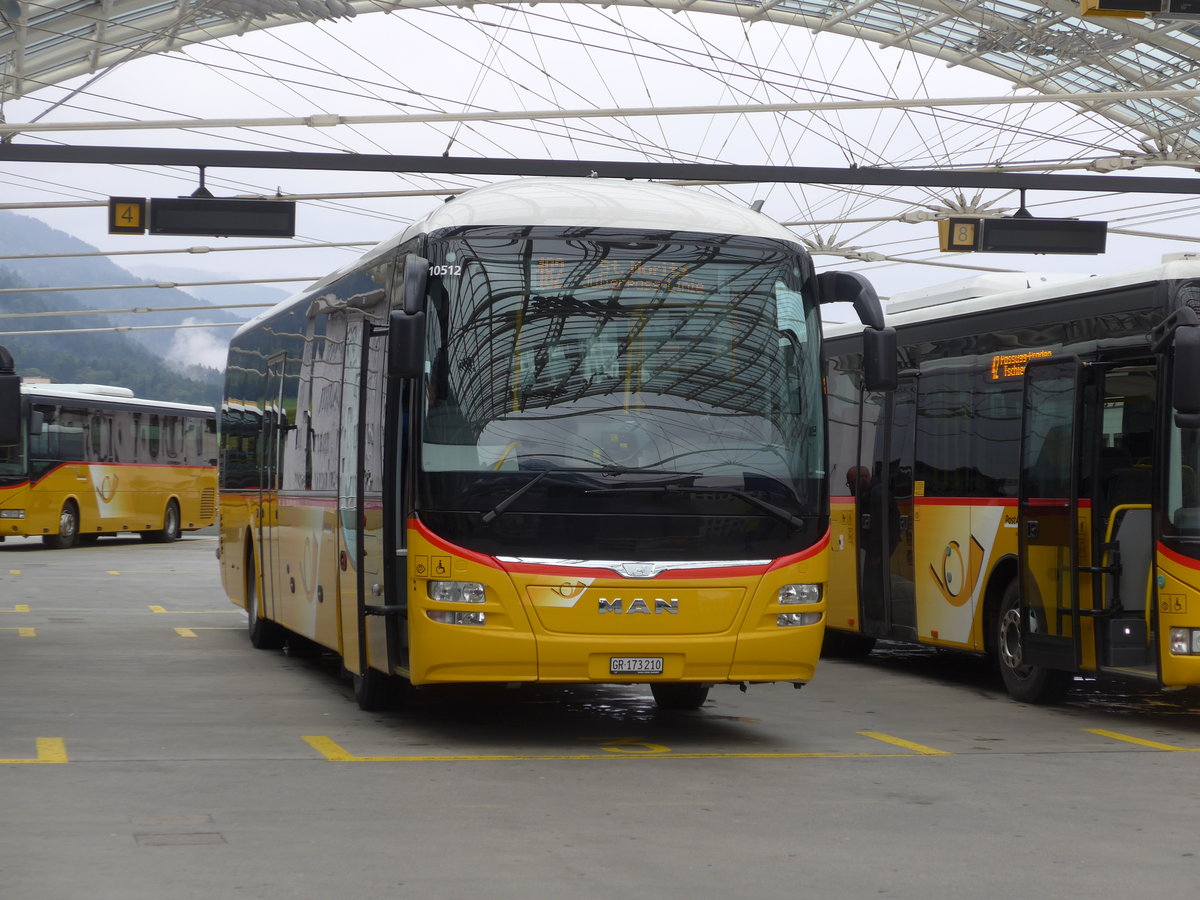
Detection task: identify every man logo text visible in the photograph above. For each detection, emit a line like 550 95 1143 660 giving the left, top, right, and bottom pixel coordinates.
598 598 679 615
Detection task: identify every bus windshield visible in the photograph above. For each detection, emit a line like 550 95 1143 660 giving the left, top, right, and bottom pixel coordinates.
417 226 824 558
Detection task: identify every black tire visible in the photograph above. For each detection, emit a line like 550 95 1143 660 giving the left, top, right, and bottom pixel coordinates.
353 668 402 711
821 629 877 659
142 500 181 543
995 581 1072 704
650 682 710 710
246 549 284 650
43 501 80 549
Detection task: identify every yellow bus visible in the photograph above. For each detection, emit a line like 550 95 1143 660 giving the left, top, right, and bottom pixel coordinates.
823 259 1200 703
0 376 217 548
217 177 893 710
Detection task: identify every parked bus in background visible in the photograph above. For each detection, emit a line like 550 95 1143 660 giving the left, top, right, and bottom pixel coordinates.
0 375 217 548
823 258 1200 703
217 177 894 710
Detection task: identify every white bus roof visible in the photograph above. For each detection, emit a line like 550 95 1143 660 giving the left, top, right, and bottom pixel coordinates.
888 256 1200 324
824 256 1200 341
398 178 803 246
238 178 803 338
21 382 215 415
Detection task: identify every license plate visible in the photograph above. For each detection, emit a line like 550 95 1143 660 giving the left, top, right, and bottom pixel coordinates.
610 656 664 675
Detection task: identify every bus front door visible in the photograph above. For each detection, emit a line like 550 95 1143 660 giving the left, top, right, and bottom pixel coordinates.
1092 364 1157 672
338 310 397 701
260 352 287 625
1017 358 1082 675
859 376 915 638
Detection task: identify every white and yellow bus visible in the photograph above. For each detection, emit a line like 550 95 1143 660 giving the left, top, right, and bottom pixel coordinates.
824 259 1200 703
217 177 893 710
0 378 217 547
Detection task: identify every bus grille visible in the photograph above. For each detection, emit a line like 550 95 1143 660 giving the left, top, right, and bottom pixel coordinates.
200 488 216 520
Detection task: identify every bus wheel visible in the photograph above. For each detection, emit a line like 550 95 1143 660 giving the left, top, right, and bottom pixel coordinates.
43 501 80 549
995 582 1071 704
650 682 710 710
822 629 877 659
246 551 284 650
143 500 181 543
353 668 399 711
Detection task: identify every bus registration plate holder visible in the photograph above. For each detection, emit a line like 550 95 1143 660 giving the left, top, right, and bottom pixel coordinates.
610 656 663 675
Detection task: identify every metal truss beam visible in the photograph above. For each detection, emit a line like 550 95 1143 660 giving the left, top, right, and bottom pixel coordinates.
0 143 1197 195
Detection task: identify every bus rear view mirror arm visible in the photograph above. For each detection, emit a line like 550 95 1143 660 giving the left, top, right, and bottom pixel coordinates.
815 270 884 331
814 271 897 392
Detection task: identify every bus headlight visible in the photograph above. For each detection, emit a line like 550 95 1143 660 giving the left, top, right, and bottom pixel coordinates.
777 583 822 627
778 583 821 605
1169 627 1200 655
0 509 25 519
428 580 486 604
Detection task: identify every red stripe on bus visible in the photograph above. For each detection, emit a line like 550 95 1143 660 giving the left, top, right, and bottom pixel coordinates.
1158 542 1200 572
913 497 1018 507
411 519 830 580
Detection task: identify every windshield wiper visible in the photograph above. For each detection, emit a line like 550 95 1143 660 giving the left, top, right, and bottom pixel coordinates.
587 483 805 528
480 466 701 524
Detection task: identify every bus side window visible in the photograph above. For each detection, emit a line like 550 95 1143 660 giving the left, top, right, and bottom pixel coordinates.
90 414 114 462
148 415 161 460
114 411 131 464
55 408 88 462
163 415 180 460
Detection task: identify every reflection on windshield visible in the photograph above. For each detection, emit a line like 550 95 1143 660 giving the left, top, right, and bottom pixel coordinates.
419 226 823 517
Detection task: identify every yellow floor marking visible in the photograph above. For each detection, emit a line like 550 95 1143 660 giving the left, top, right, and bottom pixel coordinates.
107 571 120 576
150 605 240 614
0 738 68 764
9 569 20 575
1 626 35 637
302 735 950 762
858 731 952 756
1087 729 1200 752
1 604 30 612
174 627 242 638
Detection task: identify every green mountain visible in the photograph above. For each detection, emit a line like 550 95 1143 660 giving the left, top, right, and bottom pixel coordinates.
0 211 289 407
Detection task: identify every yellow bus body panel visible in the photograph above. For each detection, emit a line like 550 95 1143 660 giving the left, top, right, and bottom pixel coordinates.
1155 546 1200 688
405 526 828 686
0 463 216 539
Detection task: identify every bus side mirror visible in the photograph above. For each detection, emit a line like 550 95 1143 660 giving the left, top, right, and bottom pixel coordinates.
863 326 898 393
387 310 426 380
1173 325 1200 426
813 271 898 392
403 254 429 315
0 345 19 447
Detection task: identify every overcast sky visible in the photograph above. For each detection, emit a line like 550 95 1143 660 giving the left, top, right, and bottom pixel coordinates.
2 4 1198 315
